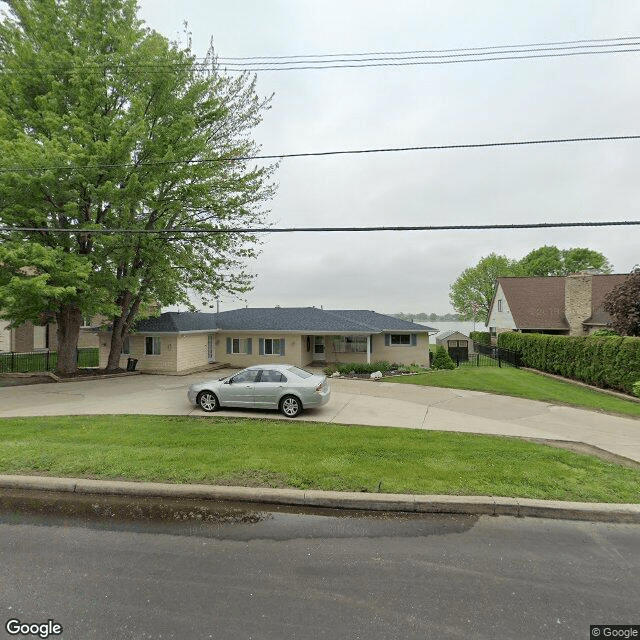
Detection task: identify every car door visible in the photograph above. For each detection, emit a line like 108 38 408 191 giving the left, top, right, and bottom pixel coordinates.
253 370 287 408
217 368 260 407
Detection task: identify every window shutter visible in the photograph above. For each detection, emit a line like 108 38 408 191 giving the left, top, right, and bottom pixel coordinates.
279 338 285 356
384 334 390 346
411 334 417 347
246 338 252 354
259 338 264 356
226 338 231 354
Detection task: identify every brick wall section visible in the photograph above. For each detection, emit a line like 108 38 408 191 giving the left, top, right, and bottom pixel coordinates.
564 274 592 335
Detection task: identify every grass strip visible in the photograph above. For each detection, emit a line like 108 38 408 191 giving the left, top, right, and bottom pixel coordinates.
387 366 640 417
0 415 638 503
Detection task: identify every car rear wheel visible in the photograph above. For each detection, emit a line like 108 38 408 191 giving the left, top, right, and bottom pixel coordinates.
280 395 302 417
197 390 218 412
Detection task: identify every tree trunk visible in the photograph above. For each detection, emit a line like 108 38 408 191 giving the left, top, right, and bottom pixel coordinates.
55 304 82 375
106 314 126 371
106 290 143 371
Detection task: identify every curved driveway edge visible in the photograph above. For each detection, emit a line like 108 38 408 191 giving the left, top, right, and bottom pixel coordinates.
1 474 638 524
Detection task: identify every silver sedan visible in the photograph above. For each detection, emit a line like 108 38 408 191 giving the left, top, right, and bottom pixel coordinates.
187 364 331 417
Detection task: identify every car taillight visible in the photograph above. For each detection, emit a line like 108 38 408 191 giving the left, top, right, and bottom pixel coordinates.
315 382 324 392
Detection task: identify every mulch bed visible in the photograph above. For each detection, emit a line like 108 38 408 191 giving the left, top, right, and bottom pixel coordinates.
0 368 127 387
0 374 56 387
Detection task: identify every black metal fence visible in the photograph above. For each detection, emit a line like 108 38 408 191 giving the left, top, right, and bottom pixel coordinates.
0 348 99 374
451 343 522 368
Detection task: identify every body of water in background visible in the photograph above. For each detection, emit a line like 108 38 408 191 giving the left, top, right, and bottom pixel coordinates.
417 320 483 341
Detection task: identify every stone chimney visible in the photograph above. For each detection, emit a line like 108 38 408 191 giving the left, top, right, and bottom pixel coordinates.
564 273 592 335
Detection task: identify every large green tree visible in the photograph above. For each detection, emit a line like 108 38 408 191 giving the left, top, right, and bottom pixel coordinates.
449 253 517 323
517 245 612 276
0 0 276 373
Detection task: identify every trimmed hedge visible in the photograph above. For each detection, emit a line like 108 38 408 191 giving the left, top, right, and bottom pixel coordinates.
497 332 640 395
470 331 491 346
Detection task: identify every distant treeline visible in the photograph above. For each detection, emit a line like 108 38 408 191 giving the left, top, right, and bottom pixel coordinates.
393 313 463 322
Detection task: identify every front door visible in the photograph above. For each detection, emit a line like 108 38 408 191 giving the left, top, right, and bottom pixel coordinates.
207 334 215 363
314 336 325 361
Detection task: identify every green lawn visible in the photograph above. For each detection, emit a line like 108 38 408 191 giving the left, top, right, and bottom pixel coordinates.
388 366 640 417
0 415 639 503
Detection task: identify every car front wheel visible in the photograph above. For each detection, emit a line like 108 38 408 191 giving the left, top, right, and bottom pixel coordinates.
197 390 218 412
280 395 302 417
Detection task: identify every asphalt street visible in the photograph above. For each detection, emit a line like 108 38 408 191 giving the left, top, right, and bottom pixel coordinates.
1 502 638 640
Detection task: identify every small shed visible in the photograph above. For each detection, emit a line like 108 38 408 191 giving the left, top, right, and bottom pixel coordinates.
436 330 472 363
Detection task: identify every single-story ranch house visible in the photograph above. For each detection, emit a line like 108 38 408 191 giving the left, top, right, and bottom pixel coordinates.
99 307 435 373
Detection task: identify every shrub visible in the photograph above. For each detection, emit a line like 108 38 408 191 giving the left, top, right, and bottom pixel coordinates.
591 328 620 337
431 346 456 370
497 332 640 395
326 361 394 375
470 331 491 345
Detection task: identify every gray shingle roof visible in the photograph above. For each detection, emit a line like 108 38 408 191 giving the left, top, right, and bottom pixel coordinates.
133 307 434 334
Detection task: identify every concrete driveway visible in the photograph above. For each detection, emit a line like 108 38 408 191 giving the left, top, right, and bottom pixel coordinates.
1 370 639 463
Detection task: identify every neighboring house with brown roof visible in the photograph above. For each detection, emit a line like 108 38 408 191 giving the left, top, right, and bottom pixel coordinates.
486 273 630 342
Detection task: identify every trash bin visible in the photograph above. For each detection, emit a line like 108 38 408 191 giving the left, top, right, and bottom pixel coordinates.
126 357 138 372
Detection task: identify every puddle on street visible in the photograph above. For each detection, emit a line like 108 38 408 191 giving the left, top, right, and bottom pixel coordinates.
0 489 479 540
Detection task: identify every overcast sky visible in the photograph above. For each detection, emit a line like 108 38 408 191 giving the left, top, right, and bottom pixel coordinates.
138 0 640 315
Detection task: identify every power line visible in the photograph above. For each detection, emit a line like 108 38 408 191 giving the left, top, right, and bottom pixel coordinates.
1 221 638 235
2 134 639 174
3 36 639 74
219 48 640 71
216 36 640 60
218 40 640 69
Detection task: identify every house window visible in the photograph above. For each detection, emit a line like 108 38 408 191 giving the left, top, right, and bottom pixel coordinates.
227 338 252 355
259 338 285 356
497 299 503 312
145 337 161 355
332 336 368 353
121 336 130 355
385 333 418 347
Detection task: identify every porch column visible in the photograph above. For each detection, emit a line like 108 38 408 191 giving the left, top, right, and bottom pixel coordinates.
367 335 371 364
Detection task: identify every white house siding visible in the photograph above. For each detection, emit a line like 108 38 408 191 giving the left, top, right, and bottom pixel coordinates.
487 283 517 331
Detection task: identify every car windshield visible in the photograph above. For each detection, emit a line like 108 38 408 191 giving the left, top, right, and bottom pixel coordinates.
287 366 313 379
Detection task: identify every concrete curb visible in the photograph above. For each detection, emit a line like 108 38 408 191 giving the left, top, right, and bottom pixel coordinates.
1 474 639 523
